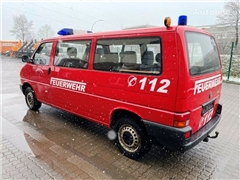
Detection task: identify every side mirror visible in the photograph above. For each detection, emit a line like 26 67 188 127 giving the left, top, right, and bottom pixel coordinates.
22 55 30 62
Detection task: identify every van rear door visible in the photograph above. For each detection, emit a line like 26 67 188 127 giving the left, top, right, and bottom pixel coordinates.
176 29 222 135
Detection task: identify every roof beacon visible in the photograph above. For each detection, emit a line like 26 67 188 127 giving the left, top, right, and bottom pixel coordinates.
178 15 187 25
164 17 171 28
57 28 92 36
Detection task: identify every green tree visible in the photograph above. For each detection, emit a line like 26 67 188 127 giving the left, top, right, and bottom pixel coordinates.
217 0 240 49
10 14 33 42
37 24 55 40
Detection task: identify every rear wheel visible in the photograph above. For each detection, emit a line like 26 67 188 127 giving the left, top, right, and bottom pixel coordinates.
114 117 151 159
25 87 42 111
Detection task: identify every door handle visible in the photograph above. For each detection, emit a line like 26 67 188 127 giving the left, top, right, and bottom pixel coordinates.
48 68 51 75
36 69 43 76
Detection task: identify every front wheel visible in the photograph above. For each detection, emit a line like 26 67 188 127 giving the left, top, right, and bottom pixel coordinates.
114 117 151 159
25 87 42 111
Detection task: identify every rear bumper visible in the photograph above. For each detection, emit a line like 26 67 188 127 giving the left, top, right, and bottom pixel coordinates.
143 104 222 151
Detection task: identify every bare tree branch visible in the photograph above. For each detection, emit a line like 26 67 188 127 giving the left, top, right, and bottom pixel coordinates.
10 14 33 42
217 0 239 49
37 24 55 40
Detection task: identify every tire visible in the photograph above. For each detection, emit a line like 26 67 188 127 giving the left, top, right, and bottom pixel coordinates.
114 117 151 159
25 87 42 111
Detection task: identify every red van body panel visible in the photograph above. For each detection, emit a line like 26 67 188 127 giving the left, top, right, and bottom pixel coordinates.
20 25 222 152
174 26 222 134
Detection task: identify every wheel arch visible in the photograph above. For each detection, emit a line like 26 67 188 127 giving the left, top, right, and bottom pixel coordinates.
22 82 32 95
110 108 144 129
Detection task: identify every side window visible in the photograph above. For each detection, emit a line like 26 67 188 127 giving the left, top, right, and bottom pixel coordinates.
93 37 161 75
32 42 53 65
54 40 91 69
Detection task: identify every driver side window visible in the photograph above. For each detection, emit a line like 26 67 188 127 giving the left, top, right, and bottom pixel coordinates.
33 42 53 65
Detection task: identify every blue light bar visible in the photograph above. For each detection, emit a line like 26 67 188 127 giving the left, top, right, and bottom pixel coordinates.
58 28 74 35
178 15 187 25
58 28 93 36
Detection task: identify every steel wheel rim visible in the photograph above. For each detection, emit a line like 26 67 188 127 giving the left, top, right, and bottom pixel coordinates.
118 124 140 153
26 92 34 108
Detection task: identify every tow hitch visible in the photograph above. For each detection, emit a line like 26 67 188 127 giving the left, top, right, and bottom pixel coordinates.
203 131 219 142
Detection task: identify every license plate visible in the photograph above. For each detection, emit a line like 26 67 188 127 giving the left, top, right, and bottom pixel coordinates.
202 99 215 116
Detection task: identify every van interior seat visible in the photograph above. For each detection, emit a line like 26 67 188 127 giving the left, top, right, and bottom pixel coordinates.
57 47 82 68
155 53 161 64
120 51 137 67
96 48 104 55
94 48 105 63
142 51 154 65
82 46 90 61
67 47 77 57
94 48 119 71
57 58 80 68
104 53 119 63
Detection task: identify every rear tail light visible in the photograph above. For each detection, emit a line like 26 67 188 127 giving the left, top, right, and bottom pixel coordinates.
174 120 189 128
173 112 190 128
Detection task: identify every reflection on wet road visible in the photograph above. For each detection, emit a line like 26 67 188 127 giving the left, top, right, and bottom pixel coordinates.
1 56 239 179
2 117 35 156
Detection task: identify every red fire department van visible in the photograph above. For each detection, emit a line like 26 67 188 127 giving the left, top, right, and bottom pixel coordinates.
20 16 222 159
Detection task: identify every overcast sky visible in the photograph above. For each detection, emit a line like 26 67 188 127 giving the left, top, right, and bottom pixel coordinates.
1 0 227 40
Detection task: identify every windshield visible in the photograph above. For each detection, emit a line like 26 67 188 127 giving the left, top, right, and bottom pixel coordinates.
186 32 221 76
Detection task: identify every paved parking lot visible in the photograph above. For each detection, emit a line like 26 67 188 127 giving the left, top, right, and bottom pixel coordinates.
1 56 239 179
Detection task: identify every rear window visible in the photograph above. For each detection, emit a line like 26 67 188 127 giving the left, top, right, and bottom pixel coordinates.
186 32 221 76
